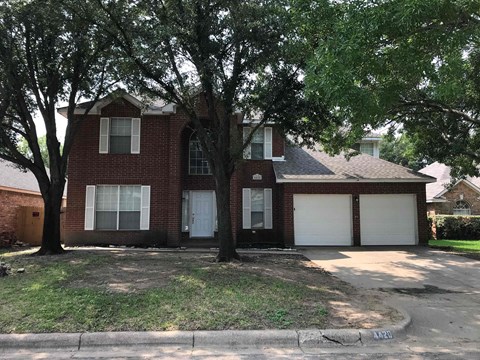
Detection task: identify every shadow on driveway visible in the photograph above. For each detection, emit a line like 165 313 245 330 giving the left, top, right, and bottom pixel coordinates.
300 246 480 292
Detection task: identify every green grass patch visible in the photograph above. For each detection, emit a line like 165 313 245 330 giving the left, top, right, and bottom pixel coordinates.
429 239 480 253
0 250 346 333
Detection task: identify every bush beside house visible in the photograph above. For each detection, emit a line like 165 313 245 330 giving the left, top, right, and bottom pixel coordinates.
432 215 480 240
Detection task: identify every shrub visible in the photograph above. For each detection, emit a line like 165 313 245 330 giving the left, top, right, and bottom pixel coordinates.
434 215 480 240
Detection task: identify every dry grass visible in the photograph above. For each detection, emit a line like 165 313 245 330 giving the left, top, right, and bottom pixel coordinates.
0 248 400 333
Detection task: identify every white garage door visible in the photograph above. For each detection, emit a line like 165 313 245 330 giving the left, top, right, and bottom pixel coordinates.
360 194 417 245
294 194 352 246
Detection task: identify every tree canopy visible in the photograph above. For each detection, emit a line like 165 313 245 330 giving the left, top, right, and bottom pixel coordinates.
379 132 433 171
83 0 335 261
0 0 115 254
302 0 480 176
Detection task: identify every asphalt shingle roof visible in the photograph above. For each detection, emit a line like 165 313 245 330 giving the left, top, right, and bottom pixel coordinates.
0 160 41 193
273 146 435 182
419 162 480 200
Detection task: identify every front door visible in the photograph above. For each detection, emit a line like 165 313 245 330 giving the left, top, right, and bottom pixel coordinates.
191 191 214 237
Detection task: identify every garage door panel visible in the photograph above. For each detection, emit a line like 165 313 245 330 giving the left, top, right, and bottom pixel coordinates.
360 194 417 245
294 194 352 246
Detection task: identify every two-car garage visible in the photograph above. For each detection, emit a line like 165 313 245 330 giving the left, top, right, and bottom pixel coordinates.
293 194 418 246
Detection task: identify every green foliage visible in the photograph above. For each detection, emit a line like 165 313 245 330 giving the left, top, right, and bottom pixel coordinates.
434 215 480 240
17 135 62 169
302 0 480 176
0 0 115 252
79 0 339 259
380 133 432 171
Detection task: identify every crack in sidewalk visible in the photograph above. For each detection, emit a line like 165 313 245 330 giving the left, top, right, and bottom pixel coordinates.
78 333 84 350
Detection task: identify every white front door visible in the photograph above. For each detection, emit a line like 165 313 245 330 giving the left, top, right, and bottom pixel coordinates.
191 191 214 237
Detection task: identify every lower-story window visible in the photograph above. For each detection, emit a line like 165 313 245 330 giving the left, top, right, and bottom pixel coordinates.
96 185 141 230
84 185 150 231
453 200 471 215
242 188 273 229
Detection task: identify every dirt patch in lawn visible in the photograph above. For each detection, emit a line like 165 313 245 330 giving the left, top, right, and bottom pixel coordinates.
0 248 401 332
68 250 401 329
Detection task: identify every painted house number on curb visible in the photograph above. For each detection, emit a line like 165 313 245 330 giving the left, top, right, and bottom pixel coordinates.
373 330 393 340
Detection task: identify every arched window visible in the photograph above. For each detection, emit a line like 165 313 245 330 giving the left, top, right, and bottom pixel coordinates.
189 133 211 175
453 200 471 215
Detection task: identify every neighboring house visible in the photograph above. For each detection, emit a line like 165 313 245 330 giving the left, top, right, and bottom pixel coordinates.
419 162 480 216
353 132 382 158
0 161 45 246
0 161 67 247
59 93 434 248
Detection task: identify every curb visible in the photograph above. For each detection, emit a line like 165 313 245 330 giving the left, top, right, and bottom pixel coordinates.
0 309 411 350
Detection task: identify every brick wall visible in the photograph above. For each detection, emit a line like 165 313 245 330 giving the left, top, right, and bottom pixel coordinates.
234 160 281 246
65 99 179 246
281 182 429 246
430 181 480 215
65 96 427 248
0 189 43 245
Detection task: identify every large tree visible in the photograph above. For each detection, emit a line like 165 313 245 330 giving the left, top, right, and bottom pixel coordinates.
302 0 480 176
0 0 115 254
86 0 335 261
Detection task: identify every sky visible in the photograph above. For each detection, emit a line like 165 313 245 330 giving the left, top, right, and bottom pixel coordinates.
33 110 68 142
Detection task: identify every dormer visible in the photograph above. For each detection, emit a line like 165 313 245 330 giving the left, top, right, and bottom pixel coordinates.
353 132 382 158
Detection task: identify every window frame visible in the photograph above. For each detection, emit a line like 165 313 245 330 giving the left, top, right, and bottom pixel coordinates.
95 185 142 231
99 117 141 154
242 188 272 230
359 142 374 156
453 200 471 215
109 117 133 154
188 133 212 175
243 126 273 160
250 189 265 229
250 130 265 160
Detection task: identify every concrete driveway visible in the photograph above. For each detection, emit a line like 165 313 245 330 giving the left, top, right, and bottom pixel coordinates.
301 247 480 351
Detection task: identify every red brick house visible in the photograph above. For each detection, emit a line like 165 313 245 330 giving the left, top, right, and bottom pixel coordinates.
60 93 434 248
0 161 67 247
0 160 44 246
419 162 480 216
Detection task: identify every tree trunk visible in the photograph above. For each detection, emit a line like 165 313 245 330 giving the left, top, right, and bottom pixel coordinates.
36 184 65 255
214 169 240 262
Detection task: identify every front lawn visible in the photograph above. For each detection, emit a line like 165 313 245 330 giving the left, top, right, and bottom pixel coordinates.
0 249 399 333
429 239 480 253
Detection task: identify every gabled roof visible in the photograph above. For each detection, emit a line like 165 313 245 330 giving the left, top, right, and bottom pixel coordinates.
57 93 176 117
418 162 480 202
0 160 41 194
273 146 435 183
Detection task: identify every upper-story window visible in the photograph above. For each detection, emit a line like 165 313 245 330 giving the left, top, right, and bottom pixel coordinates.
243 126 273 160
99 117 141 154
251 130 264 160
359 142 374 156
453 200 471 215
189 133 211 175
353 141 379 157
